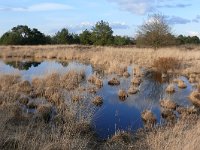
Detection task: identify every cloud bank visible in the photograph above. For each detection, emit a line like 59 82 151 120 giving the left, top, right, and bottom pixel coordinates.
107 0 192 15
0 3 72 12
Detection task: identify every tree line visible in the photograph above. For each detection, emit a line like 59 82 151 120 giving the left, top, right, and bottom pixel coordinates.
0 19 199 47
0 21 134 46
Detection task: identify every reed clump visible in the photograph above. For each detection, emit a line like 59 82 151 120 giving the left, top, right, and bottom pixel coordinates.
92 96 103 106
109 131 131 144
141 110 156 127
165 84 175 93
61 70 85 90
131 77 142 85
177 80 187 89
189 91 200 107
160 99 177 110
118 89 128 100
108 77 120 86
176 106 198 116
161 109 176 123
128 86 138 94
37 104 52 123
152 57 180 73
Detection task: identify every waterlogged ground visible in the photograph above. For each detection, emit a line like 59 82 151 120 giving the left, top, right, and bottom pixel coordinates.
0 59 195 139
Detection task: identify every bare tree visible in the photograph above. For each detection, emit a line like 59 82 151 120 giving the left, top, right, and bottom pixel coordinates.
136 13 175 50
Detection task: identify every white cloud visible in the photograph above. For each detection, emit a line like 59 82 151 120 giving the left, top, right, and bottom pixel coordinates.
57 22 130 33
108 0 155 15
107 0 192 15
110 22 130 29
0 3 72 12
166 16 191 25
188 31 200 37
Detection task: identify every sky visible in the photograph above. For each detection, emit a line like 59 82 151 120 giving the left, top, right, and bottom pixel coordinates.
0 0 200 37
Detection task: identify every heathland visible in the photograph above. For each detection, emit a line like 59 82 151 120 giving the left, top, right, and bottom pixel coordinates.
0 44 200 150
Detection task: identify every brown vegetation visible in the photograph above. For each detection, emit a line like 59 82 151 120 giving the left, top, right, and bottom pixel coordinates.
108 77 120 86
0 45 200 75
131 77 142 85
177 80 187 88
141 110 156 127
128 86 138 94
118 89 128 101
152 57 181 73
160 99 177 110
161 109 176 122
0 45 200 149
189 91 200 107
92 96 103 106
165 84 175 93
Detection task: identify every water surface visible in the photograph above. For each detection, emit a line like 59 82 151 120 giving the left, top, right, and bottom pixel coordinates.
0 59 194 139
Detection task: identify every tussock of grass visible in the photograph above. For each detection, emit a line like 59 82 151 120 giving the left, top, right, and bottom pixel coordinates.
161 109 176 123
189 91 200 107
141 110 156 127
177 80 187 88
0 45 200 149
128 86 138 94
108 77 120 86
160 99 177 110
152 57 181 73
118 89 128 101
165 84 175 93
92 96 103 106
131 77 142 85
0 73 96 150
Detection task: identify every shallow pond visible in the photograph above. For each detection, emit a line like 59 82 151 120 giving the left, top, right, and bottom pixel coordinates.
0 59 195 139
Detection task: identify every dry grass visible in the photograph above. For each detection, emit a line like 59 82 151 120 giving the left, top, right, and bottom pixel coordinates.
160 99 177 110
0 73 97 150
108 77 120 86
0 45 200 75
146 115 200 150
152 57 181 73
118 89 128 101
189 91 200 107
177 80 187 89
0 45 200 149
165 84 175 93
141 110 157 127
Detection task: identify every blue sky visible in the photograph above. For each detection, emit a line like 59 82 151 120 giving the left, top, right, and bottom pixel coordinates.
0 0 200 37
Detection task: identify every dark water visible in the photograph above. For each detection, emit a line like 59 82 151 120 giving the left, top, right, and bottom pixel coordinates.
0 60 194 139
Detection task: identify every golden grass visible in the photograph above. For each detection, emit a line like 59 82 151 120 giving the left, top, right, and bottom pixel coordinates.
165 84 175 93
141 110 157 125
128 86 138 94
92 96 103 106
161 109 176 123
118 89 128 100
160 99 177 110
0 45 200 149
108 77 120 86
0 45 200 75
177 80 187 88
0 72 96 150
189 91 200 107
146 115 200 150
152 57 181 73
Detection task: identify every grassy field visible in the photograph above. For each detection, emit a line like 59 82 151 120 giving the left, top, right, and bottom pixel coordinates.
0 45 200 150
0 45 200 74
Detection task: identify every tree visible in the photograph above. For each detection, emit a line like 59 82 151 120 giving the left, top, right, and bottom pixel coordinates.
0 25 48 45
79 29 93 45
114 36 133 46
176 35 200 45
91 20 114 46
53 28 73 44
136 14 175 50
